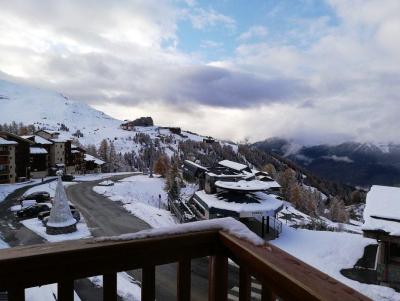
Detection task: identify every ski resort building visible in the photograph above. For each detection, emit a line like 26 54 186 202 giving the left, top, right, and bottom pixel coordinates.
68 145 86 174
22 135 52 178
0 137 17 184
362 185 400 290
0 132 33 181
184 160 283 238
84 154 106 173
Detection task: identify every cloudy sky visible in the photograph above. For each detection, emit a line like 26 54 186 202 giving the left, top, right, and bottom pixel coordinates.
1 0 400 144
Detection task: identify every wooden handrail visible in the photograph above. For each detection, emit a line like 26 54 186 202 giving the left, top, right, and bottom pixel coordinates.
219 231 370 301
0 229 371 301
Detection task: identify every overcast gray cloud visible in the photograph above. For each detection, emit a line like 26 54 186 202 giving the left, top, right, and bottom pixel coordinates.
0 0 400 144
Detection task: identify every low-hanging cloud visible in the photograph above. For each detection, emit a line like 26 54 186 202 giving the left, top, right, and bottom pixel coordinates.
0 0 400 144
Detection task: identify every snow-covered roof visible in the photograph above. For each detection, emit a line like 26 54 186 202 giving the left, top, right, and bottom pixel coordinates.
218 160 249 171
194 190 283 217
362 185 400 236
22 135 53 145
84 154 106 165
0 137 17 145
215 180 273 191
30 146 48 154
184 160 208 170
51 138 69 143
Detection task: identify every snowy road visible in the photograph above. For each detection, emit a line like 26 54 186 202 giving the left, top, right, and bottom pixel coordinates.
66 174 221 301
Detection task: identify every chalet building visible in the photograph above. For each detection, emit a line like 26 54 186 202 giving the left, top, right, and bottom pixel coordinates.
203 137 215 144
183 159 283 238
0 137 17 184
120 121 135 131
36 130 69 173
120 116 154 131
84 154 105 173
21 135 52 178
35 129 60 141
0 132 33 181
69 145 86 174
362 185 400 290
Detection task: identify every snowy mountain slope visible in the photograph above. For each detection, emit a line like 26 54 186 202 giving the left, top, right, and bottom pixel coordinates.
254 137 400 187
0 79 219 153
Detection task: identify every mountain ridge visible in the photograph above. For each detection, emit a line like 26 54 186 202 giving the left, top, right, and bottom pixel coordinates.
254 137 400 187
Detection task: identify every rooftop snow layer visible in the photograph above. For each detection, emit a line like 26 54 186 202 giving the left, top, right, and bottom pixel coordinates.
218 160 248 171
30 147 48 154
0 137 17 145
22 135 53 145
195 190 283 216
362 185 400 236
215 180 272 191
84 154 106 165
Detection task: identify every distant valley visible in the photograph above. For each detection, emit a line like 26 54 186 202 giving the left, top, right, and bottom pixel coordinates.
254 137 400 188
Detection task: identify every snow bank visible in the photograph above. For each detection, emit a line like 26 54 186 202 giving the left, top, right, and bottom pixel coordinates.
73 172 135 182
21 218 91 243
124 202 176 228
93 174 176 228
96 217 265 246
272 226 400 301
94 175 167 207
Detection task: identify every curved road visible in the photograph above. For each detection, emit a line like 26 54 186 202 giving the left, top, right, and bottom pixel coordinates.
67 175 218 301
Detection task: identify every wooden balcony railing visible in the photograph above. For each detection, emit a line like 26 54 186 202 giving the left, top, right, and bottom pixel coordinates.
0 229 371 301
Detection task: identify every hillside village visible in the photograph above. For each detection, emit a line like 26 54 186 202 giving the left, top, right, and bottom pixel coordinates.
0 79 399 301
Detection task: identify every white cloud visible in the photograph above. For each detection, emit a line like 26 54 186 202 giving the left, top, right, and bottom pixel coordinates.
185 8 236 30
238 26 268 41
0 0 400 144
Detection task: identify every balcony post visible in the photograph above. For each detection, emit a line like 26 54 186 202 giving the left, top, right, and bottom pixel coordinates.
239 266 251 301
103 273 117 301
177 258 191 301
7 288 25 301
58 279 74 301
142 266 155 301
208 254 228 301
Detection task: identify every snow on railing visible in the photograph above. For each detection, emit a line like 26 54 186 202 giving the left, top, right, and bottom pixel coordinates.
96 217 266 246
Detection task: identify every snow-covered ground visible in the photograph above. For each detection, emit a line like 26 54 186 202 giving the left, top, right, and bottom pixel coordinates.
90 272 141 301
0 179 43 203
21 218 91 243
23 180 76 198
272 226 400 301
73 172 136 182
25 284 81 301
93 175 176 228
277 201 363 234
